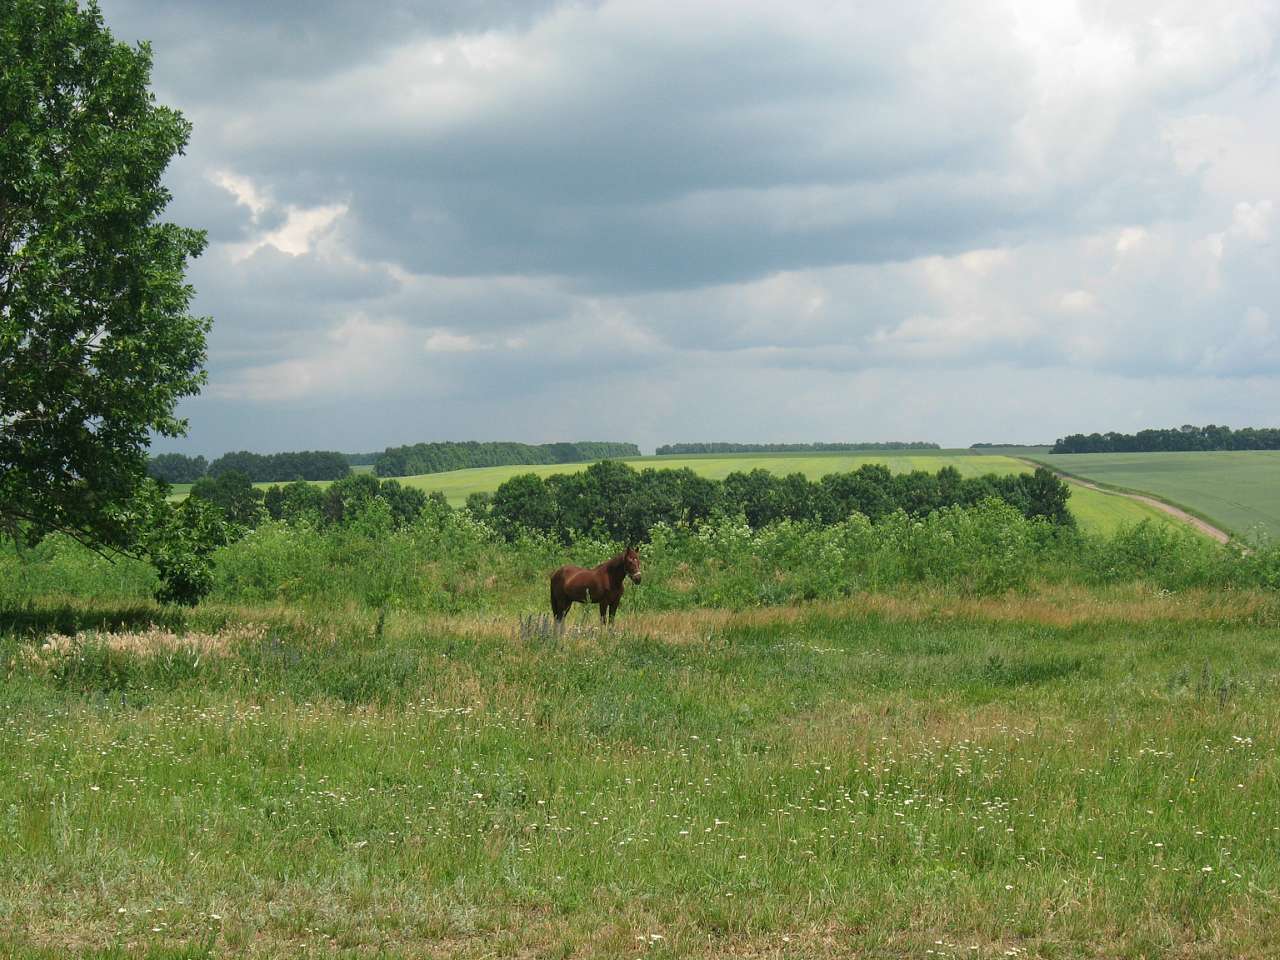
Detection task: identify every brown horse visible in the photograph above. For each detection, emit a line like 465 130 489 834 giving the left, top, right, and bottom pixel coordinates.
550 546 642 626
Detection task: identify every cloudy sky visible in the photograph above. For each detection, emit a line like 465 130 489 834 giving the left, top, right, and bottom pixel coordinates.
100 0 1280 455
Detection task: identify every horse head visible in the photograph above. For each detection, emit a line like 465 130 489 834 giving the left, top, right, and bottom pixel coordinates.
623 545 642 584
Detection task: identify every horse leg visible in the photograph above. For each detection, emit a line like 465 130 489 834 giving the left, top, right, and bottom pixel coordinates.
551 584 571 632
608 601 619 625
599 601 609 626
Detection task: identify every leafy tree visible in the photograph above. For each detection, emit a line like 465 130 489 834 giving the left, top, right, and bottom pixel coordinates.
147 452 207 484
264 479 325 524
189 471 264 529
323 473 382 526
138 492 229 605
464 491 493 520
1016 467 1075 527
378 479 429 527
490 473 558 539
817 464 895 523
723 469 783 527
775 472 818 522
1 0 209 553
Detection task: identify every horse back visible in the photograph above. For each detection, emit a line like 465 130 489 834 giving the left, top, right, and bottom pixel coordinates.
552 564 587 587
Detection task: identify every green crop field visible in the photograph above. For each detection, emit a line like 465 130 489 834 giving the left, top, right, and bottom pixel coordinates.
1030 452 1280 541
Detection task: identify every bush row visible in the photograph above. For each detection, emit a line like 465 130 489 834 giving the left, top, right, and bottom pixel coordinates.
4 500 1277 616
472 461 1074 543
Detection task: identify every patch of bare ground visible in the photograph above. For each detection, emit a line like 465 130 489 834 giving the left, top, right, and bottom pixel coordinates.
1018 457 1237 546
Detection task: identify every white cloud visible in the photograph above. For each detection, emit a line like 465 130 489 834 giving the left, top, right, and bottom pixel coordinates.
423 330 480 353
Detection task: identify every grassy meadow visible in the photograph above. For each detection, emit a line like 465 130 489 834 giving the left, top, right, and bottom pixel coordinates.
4 588 1280 959
6 497 1280 956
1031 452 1280 542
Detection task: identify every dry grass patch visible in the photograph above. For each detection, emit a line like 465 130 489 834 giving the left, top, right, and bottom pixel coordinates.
20 623 269 673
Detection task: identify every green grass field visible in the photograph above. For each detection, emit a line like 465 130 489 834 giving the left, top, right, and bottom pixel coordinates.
4 591 1280 958
1031 452 1280 542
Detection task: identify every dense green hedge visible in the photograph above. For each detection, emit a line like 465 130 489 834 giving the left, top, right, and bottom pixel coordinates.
471 461 1073 544
373 440 640 477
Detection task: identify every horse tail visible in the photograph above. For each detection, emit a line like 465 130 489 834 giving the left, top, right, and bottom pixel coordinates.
550 568 564 621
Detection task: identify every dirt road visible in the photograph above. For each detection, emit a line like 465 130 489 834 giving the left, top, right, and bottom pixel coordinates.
1019 460 1233 544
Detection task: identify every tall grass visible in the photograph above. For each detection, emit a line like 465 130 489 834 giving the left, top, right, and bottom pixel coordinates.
4 603 1280 957
4 501 1280 956
3 500 1277 617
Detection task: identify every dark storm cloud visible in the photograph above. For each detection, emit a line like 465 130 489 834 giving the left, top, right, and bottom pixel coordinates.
99 0 587 97
92 0 1280 454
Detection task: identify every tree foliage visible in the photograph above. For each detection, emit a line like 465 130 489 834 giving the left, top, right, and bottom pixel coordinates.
259 474 431 531
146 452 207 484
1 0 209 552
137 491 229 605
207 449 351 482
373 440 640 477
189 471 265 530
1052 424 1280 454
485 461 1075 542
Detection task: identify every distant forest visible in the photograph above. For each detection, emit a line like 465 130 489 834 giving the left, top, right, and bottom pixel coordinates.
1051 425 1280 454
656 442 940 455
373 441 641 477
147 450 351 484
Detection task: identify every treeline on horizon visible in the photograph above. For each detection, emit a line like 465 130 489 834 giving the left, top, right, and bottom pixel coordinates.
655 441 939 455
469 461 1073 544
148 450 352 484
968 443 1049 450
373 441 641 477
1052 424 1280 454
149 440 642 484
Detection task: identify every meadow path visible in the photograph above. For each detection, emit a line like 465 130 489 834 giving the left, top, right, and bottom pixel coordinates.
1018 459 1233 544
